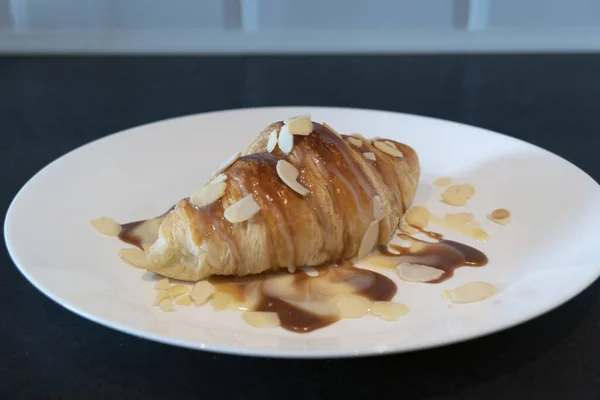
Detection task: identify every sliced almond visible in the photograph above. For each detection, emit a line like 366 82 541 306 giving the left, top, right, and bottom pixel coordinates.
363 152 376 161
488 214 512 226
301 266 319 277
90 217 121 237
372 195 384 221
213 151 241 176
154 278 170 290
371 301 409 321
351 133 368 141
358 220 380 259
433 177 452 187
211 292 235 311
396 263 444 283
277 125 294 154
347 137 363 147
190 281 216 305
286 115 313 136
266 129 278 153
224 194 261 223
210 173 228 185
384 140 397 148
491 208 510 219
175 295 193 306
374 141 404 158
167 284 189 298
445 281 496 304
154 289 169 304
158 298 174 312
322 122 343 139
441 184 475 206
190 181 227 207
242 311 281 328
399 220 419 235
370 136 381 142
336 295 371 318
445 212 474 225
276 160 310 196
118 248 148 268
405 206 431 229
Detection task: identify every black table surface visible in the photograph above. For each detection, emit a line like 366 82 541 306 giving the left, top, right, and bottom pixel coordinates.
2 55 600 399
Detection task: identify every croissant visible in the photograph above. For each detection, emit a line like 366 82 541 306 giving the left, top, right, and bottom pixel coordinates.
145 118 420 281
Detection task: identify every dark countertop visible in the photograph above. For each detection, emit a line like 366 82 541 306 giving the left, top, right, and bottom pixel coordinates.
2 55 600 399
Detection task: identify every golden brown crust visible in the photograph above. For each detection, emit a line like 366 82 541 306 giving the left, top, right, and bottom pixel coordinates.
147 121 420 281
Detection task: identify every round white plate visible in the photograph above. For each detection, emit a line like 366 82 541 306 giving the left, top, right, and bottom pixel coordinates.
5 107 600 358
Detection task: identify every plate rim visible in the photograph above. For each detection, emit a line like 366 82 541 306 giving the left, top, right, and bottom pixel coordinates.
5 106 600 359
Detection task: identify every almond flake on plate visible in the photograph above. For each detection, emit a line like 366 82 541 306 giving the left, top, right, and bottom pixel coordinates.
167 284 189 298
224 194 261 223
159 298 174 312
242 311 281 328
190 281 216 305
175 295 193 306
396 263 444 283
433 177 452 187
443 281 497 304
154 278 170 290
441 184 475 206
190 181 227 207
276 160 310 196
358 220 380 259
266 129 278 152
90 217 121 237
286 115 313 136
374 141 404 158
118 248 148 268
278 125 294 154
371 301 409 321
336 295 371 318
405 206 431 229
363 152 376 161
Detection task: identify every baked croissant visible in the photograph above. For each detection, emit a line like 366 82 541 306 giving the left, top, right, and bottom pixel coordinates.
146 118 420 281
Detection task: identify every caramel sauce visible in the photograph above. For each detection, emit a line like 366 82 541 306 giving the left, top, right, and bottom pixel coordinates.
370 234 487 283
208 263 396 333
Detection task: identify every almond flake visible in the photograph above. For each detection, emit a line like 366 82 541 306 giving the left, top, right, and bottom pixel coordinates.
211 292 235 310
347 137 362 147
363 152 376 161
276 160 310 196
242 311 281 328
358 220 380 259
405 206 431 229
286 115 313 136
441 184 475 206
370 136 381 142
154 290 169 304
266 129 278 153
351 133 368 141
445 281 497 304
90 217 121 237
278 125 294 154
491 208 510 219
213 151 241 176
371 301 409 321
159 298 174 312
336 295 371 318
190 281 216 305
224 194 261 223
399 220 419 235
322 122 343 139
301 266 319 277
210 173 228 185
155 278 170 290
190 181 227 207
175 295 193 306
384 140 397 148
118 248 148 268
396 263 444 283
167 284 189 298
373 195 384 221
433 177 452 187
374 141 404 158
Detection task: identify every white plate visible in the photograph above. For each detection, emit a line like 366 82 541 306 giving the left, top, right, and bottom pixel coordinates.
5 107 600 358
